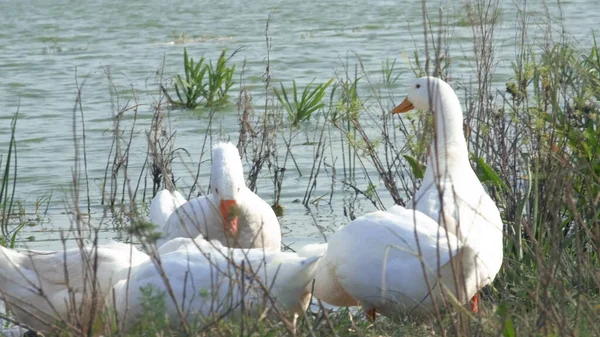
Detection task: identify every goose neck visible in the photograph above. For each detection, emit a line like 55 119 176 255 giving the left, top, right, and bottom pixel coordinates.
426 90 470 176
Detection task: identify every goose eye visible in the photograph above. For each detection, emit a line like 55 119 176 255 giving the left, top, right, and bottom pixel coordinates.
416 84 421 89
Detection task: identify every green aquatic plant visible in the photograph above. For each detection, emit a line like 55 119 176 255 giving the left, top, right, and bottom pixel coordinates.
205 50 236 107
0 112 22 248
171 48 207 109
381 57 402 86
169 48 236 109
335 72 361 123
274 78 333 126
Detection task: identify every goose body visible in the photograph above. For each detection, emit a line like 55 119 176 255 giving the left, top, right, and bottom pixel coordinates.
300 206 480 319
150 189 187 227
0 242 149 333
153 142 281 251
113 237 320 332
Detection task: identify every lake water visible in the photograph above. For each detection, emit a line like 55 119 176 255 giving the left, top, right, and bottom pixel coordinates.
0 0 597 250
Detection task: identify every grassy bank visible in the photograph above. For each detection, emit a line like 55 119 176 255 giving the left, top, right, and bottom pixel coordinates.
1 0 599 336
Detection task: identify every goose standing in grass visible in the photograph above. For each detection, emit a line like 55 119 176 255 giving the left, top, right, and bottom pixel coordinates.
152 142 282 251
299 77 503 320
113 237 321 332
392 76 504 312
0 242 149 334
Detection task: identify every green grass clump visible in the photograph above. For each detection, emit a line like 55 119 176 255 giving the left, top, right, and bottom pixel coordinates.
205 50 236 107
274 78 334 126
381 58 402 86
0 112 29 249
126 286 170 336
169 48 235 109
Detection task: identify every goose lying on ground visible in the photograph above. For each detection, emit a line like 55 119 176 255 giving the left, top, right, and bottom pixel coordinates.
151 142 282 251
150 189 187 228
0 236 318 334
0 242 149 334
113 237 320 332
299 77 503 320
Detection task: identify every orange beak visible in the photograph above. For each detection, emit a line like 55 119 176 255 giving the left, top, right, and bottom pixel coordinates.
219 199 239 237
392 97 414 114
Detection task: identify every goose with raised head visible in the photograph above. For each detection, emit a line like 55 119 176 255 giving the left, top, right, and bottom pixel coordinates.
113 237 321 332
298 77 503 320
391 76 504 312
153 142 282 251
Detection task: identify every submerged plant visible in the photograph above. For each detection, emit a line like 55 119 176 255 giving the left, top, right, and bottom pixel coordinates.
274 78 333 126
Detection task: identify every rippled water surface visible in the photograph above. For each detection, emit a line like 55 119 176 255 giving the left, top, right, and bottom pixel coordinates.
0 0 597 249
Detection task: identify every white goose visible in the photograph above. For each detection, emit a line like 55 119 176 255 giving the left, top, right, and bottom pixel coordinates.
151 142 282 251
112 237 321 332
0 237 319 334
299 76 503 320
392 76 504 312
0 242 149 334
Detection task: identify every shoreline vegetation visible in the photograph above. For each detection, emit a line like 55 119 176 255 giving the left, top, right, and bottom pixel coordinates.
1 0 599 336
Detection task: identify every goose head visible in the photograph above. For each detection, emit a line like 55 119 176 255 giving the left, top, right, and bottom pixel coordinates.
392 76 467 163
210 142 246 237
392 76 456 113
